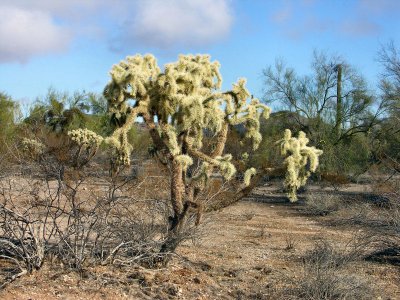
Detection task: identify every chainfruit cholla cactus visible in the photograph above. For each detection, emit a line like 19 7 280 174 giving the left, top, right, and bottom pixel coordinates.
21 138 45 159
278 129 323 201
68 128 103 148
68 128 103 168
104 54 272 252
21 129 103 170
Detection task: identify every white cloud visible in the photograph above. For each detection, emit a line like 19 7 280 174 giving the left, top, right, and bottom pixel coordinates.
2 0 234 49
0 6 72 63
0 0 234 62
0 1 102 18
124 0 233 48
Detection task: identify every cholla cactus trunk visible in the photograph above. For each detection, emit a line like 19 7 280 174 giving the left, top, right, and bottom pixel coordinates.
211 123 228 157
103 54 271 256
171 160 184 217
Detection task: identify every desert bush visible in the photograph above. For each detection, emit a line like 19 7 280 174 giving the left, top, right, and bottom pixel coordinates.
319 134 372 177
283 239 377 300
0 93 20 169
320 194 400 267
365 201 400 265
319 172 350 191
371 172 400 207
303 193 343 216
0 161 176 279
0 180 47 274
284 233 298 251
302 239 358 267
333 195 399 238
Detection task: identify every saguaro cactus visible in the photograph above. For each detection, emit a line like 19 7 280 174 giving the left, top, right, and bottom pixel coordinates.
104 54 271 252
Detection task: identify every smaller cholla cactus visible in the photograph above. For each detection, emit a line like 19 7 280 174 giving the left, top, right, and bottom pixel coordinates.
21 138 45 159
68 128 103 149
68 129 104 168
279 129 323 202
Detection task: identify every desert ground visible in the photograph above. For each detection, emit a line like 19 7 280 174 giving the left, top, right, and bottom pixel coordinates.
0 180 398 300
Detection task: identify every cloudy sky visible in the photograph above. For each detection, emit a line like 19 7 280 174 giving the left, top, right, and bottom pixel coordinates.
1 0 399 107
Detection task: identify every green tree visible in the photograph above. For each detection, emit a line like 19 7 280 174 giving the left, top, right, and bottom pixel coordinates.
374 41 400 173
0 92 19 146
42 89 89 133
263 51 375 143
24 89 113 136
84 92 114 136
378 41 400 106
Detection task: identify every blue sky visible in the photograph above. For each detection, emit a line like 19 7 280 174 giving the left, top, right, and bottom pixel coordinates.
1 0 400 109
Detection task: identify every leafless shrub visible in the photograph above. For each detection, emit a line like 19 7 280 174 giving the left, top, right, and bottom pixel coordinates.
386 201 400 236
0 176 58 286
302 238 366 268
282 239 377 300
286 269 375 300
0 152 210 285
336 200 398 238
320 190 400 266
303 193 343 216
363 201 400 265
